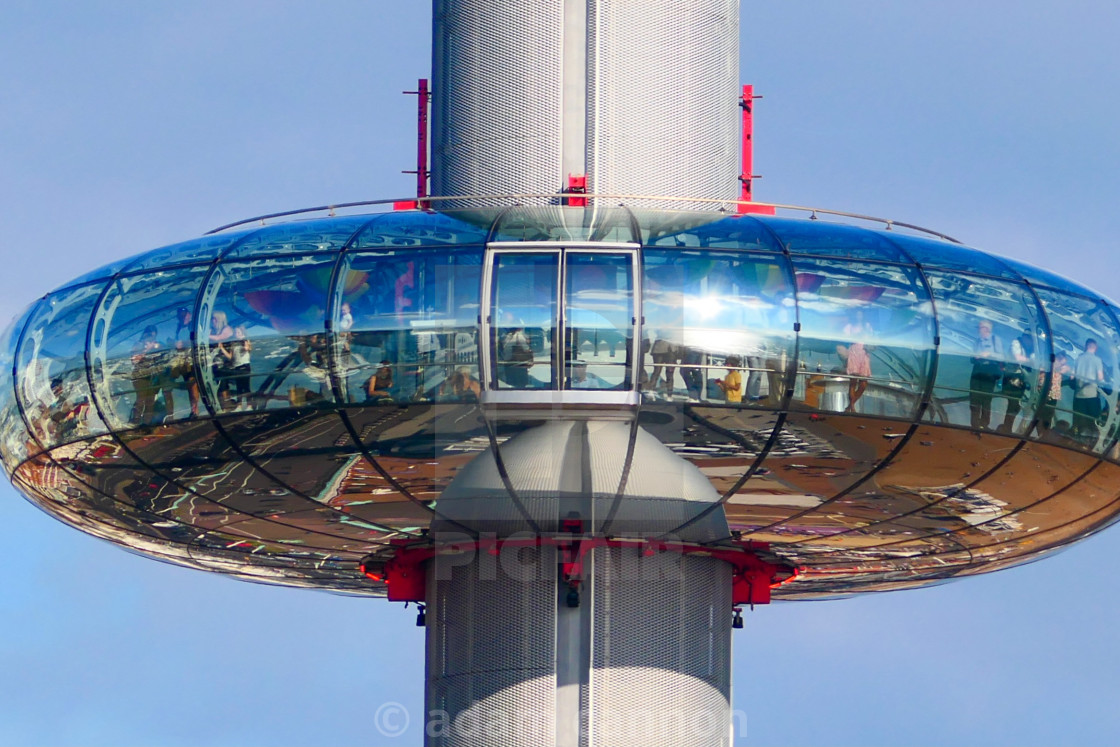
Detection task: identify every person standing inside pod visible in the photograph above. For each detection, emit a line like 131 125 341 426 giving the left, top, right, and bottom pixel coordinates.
168 307 200 418
208 311 234 407
715 355 743 403
47 377 88 441
998 332 1034 433
840 309 872 413
337 302 354 401
130 325 163 425
1073 338 1105 441
1037 352 1072 437
680 346 705 401
217 326 252 411
969 320 1004 429
366 359 394 401
499 321 534 388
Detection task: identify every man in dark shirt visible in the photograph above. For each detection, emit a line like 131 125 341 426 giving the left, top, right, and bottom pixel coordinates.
969 320 1004 429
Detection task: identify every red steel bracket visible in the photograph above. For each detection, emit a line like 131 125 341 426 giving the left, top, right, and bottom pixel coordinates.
360 536 798 605
565 174 587 207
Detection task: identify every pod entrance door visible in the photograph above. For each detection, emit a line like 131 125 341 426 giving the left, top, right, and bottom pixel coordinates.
482 245 639 405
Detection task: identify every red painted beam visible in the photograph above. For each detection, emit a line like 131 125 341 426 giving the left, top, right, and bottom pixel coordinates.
417 78 429 205
402 79 431 208
737 85 775 215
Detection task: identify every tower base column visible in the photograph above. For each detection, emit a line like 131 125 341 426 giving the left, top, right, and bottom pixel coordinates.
425 544 733 746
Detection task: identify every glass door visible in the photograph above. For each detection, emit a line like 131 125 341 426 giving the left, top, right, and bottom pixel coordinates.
489 252 560 390
485 247 637 396
564 252 634 390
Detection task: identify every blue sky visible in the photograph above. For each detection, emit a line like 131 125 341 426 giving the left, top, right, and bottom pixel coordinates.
2 1 1120 744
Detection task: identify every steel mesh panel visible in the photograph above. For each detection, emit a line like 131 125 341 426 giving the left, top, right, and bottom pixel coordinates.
588 547 732 746
432 0 564 206
426 547 558 746
587 0 740 210
579 668 590 747
428 672 556 747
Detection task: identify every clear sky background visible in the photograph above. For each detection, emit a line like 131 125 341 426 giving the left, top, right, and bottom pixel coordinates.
2 1 1119 745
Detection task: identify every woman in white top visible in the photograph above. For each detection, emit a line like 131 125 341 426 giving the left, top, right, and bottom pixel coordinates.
217 325 252 410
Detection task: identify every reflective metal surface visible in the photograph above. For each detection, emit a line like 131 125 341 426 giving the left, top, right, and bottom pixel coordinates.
4 206 1120 599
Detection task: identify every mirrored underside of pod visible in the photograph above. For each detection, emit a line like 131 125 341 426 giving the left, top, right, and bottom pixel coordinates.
11 402 1120 599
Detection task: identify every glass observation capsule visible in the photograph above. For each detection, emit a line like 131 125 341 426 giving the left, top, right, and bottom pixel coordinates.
3 205 1119 599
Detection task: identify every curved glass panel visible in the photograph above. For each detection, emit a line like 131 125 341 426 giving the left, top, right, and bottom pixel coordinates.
353 210 490 248
51 259 132 294
0 304 37 475
88 266 210 428
639 213 782 252
641 249 796 405
489 205 636 243
198 254 338 412
490 252 559 389
14 455 192 545
754 217 905 263
922 270 1049 435
882 234 1019 280
796 423 1022 549
733 412 902 544
958 441 1101 547
117 230 256 274
565 252 634 390
15 284 108 448
1031 288 1120 454
335 247 483 403
791 258 933 419
999 254 1106 298
221 217 369 260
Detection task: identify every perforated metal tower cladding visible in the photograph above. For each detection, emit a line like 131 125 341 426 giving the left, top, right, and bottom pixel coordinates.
586 0 740 209
425 548 731 746
431 0 740 209
587 548 732 747
427 548 559 746
431 0 564 205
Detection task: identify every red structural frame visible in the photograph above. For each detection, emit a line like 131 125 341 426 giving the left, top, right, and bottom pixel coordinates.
738 84 775 216
361 536 798 607
396 78 431 211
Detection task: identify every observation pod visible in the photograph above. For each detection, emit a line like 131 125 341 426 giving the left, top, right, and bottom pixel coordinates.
5 2 1120 746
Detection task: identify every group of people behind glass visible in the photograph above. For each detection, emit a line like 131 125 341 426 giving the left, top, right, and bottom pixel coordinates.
970 318 1110 443
643 339 706 400
126 306 252 424
640 334 771 404
117 303 1115 441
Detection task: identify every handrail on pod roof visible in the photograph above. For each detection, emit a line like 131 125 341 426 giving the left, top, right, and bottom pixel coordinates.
205 193 964 245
